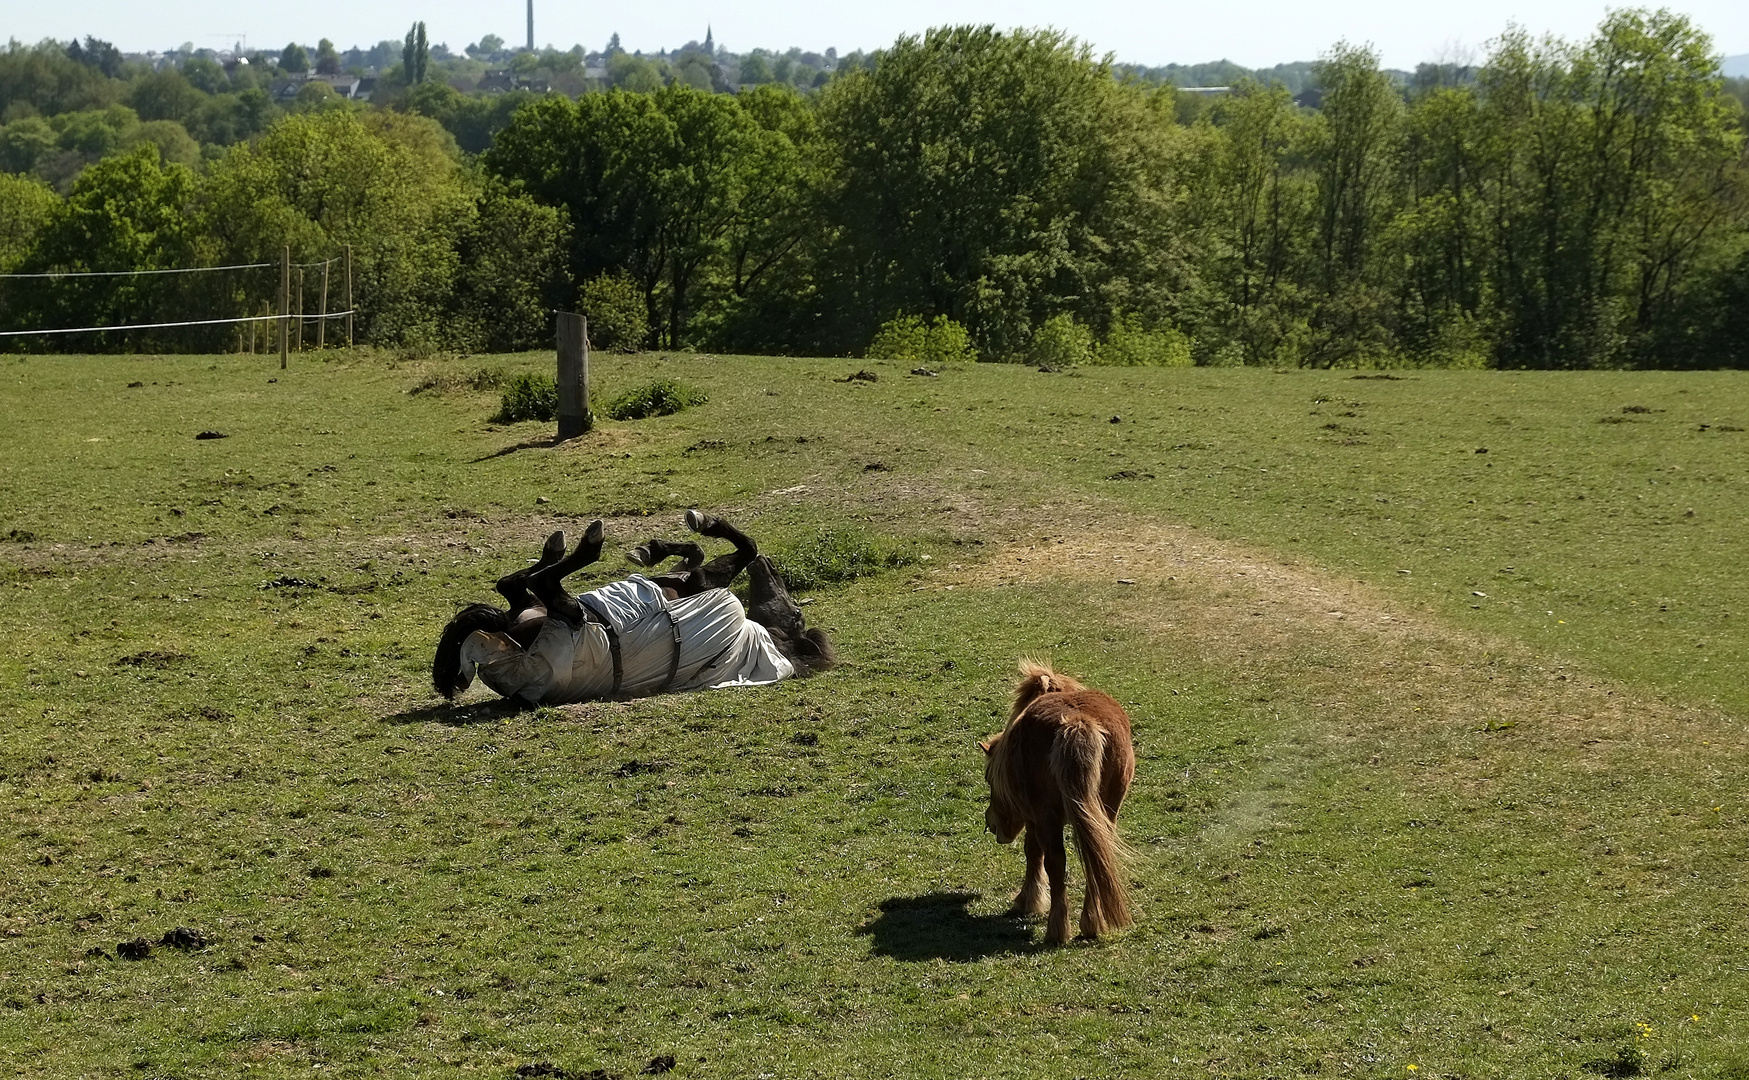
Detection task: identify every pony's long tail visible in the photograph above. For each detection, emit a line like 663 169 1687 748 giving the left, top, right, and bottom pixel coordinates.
1050 713 1132 938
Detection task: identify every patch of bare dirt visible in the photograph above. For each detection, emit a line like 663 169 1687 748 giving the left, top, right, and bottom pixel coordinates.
938 515 1738 765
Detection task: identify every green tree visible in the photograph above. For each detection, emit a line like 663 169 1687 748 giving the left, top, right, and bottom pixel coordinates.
398 81 531 155
52 105 140 158
0 117 57 173
315 39 342 76
607 53 664 93
181 56 229 94
67 37 124 78
1305 43 1406 365
0 41 119 117
185 88 279 145
579 270 649 351
1476 11 1746 367
738 53 772 85
0 173 57 271
1391 85 1488 364
449 178 572 351
817 26 1184 358
1190 82 1318 364
402 24 430 86
129 69 205 124
202 110 470 346
280 43 310 74
3 146 203 349
487 86 778 347
122 120 201 169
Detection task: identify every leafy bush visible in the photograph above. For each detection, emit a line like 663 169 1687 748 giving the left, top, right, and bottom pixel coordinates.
866 314 978 365
581 271 649 353
601 377 707 420
410 366 507 396
771 527 918 590
1092 319 1194 366
493 371 557 423
866 315 927 360
1027 314 1094 368
919 317 977 365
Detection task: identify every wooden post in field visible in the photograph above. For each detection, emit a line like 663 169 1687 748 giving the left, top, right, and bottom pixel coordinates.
344 244 353 348
294 269 304 353
317 258 330 350
556 311 590 440
279 246 289 369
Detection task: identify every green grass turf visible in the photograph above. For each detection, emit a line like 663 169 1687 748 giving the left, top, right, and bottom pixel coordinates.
0 350 1745 1078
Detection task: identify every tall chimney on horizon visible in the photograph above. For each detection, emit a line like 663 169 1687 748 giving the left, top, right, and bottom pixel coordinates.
526 0 534 52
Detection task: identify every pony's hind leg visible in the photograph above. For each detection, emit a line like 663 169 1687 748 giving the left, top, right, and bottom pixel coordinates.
1010 828 1049 915
1040 824 1072 945
526 519 605 628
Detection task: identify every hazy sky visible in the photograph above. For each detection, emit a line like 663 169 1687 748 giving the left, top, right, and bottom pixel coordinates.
10 0 1747 70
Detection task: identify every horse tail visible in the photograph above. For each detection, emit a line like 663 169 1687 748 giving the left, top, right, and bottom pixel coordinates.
1012 658 1086 722
798 627 837 670
432 603 511 699
770 626 837 674
1050 713 1132 938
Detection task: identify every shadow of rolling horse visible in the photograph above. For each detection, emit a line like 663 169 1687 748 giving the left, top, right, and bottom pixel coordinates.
433 511 835 706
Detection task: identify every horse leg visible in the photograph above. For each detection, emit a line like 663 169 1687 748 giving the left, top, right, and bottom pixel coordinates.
495 530 567 614
1041 822 1071 945
626 538 706 572
1011 827 1049 915
678 510 759 593
526 519 604 628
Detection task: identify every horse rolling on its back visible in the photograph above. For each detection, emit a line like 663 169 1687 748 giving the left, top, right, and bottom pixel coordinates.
980 660 1136 944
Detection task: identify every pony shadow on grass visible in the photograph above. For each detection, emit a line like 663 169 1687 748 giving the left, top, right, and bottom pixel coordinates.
857 891 1041 962
387 698 531 726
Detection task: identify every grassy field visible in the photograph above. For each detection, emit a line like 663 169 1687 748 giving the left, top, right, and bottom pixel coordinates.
1 349 1746 1079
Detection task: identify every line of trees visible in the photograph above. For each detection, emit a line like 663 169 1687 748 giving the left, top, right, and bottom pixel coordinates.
1 12 1746 365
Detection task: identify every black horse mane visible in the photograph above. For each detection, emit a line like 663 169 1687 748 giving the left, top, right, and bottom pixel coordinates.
433 603 513 699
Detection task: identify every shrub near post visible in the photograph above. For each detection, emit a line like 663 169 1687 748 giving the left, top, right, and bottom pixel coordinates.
556 310 590 439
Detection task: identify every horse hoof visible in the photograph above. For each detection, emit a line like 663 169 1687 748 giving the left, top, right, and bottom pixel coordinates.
626 544 653 567
684 509 709 533
583 519 604 545
541 531 566 560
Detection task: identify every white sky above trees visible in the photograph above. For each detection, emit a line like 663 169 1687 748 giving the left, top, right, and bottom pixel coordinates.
13 0 1747 70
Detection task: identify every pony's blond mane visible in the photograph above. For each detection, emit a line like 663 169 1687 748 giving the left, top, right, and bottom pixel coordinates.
1009 658 1087 724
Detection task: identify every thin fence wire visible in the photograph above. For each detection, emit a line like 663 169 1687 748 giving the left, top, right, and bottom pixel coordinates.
0 253 353 348
0 311 357 338
0 262 275 280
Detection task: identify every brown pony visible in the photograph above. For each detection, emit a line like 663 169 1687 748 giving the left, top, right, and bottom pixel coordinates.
980 660 1136 944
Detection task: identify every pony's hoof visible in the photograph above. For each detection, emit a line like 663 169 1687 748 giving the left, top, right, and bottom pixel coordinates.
684 509 710 533
625 544 654 567
541 531 566 561
583 519 605 545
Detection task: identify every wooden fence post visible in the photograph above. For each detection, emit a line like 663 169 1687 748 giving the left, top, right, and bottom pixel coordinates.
556 311 590 440
279 246 289 369
344 244 353 348
294 269 304 353
317 259 330 350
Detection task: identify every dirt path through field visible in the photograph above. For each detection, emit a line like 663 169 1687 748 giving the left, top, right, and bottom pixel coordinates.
936 512 1737 771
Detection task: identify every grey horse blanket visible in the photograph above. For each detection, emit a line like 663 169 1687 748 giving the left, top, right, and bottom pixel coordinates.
457 575 794 705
